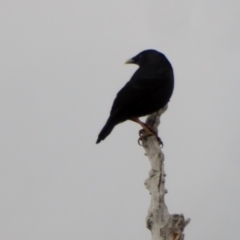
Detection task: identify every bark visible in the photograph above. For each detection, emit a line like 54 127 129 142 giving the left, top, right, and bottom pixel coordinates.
141 105 190 240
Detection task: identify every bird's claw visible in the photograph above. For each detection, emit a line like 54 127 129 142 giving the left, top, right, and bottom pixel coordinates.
138 129 163 147
156 136 163 147
138 129 145 136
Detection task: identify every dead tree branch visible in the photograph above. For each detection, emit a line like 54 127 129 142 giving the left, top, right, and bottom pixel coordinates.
141 105 190 240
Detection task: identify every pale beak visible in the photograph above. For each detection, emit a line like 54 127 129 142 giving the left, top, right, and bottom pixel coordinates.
125 58 135 64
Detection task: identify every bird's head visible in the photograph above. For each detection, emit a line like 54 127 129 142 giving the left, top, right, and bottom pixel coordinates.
125 49 169 67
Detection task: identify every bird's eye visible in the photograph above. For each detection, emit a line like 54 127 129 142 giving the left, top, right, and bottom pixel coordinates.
137 54 143 62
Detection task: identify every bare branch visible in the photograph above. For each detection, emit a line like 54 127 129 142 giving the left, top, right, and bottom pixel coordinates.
142 105 190 240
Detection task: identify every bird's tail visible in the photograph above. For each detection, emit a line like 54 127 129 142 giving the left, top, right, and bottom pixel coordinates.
96 117 116 144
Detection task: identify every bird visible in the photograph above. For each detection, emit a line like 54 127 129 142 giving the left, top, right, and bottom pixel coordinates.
96 49 174 144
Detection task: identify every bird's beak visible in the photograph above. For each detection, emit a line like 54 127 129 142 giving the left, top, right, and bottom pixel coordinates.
125 58 135 64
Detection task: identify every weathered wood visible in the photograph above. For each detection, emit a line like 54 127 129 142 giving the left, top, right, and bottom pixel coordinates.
141 105 190 240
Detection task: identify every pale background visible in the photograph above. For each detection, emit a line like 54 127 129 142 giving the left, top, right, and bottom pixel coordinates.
1 1 240 240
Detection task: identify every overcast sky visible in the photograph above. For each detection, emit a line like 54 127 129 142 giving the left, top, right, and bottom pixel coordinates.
1 1 240 240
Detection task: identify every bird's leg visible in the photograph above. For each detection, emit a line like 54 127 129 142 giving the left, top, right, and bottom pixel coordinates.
130 118 163 146
130 118 156 134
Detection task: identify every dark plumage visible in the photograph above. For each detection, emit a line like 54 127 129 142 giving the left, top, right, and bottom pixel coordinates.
96 49 174 144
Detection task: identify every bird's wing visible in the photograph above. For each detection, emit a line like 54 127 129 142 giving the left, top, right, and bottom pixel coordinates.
110 72 168 115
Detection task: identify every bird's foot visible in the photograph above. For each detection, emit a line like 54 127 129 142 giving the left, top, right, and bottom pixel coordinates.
156 136 163 147
138 129 163 147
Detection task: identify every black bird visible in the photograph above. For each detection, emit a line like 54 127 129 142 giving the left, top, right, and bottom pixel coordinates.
96 49 174 144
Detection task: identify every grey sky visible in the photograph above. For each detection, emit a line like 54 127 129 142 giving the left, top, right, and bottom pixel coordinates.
1 1 240 239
